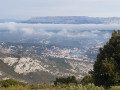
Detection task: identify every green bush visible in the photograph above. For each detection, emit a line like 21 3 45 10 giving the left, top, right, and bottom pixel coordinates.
54 76 77 86
81 76 94 85
0 79 27 87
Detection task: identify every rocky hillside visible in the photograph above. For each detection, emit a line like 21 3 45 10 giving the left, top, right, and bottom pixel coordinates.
0 42 93 83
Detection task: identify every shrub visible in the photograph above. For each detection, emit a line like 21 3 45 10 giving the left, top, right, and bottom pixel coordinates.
81 76 94 85
54 76 77 86
0 79 27 87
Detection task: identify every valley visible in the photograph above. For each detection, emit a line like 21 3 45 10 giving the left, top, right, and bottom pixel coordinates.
0 21 116 83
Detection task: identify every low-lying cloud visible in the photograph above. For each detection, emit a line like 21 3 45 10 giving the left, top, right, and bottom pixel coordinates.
0 22 119 42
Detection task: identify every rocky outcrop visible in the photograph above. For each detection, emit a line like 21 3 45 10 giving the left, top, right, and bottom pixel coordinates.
1 57 48 74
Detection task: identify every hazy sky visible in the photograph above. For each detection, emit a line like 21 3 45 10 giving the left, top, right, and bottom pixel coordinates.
0 0 120 20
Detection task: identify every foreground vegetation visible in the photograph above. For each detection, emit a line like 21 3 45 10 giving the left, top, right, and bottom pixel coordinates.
0 79 120 90
91 30 120 86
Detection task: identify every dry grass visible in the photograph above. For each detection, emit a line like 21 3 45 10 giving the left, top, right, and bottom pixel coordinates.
0 86 31 90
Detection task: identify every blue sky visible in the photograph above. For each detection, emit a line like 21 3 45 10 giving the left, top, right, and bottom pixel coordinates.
0 0 120 20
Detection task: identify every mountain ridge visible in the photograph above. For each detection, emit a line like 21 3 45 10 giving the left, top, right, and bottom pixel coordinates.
23 16 120 24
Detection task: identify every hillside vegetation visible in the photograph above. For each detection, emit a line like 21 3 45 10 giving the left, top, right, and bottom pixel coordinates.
0 80 120 90
0 77 120 90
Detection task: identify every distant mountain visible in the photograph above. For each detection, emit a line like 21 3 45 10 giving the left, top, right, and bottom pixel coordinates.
0 19 20 23
23 16 120 24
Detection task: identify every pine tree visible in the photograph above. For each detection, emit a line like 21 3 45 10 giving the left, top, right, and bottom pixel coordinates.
92 30 120 86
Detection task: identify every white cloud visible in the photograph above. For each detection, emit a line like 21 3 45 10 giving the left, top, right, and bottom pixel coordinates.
0 22 119 40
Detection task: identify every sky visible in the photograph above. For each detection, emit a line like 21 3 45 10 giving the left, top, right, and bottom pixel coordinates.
0 0 120 20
